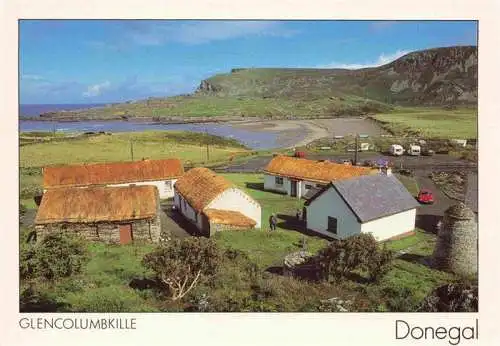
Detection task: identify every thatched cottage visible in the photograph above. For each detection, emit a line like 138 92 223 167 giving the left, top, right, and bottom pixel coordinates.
34 185 162 244
174 167 261 236
263 155 377 198
42 158 184 199
304 172 419 241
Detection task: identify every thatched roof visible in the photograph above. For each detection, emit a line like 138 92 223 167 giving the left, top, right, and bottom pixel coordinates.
264 155 375 183
43 158 184 189
174 167 233 212
35 185 159 224
203 209 257 227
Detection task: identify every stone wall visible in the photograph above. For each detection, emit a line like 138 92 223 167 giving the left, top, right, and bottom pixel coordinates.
35 215 162 244
432 203 478 277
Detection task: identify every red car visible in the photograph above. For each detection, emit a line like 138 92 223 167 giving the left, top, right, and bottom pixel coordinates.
417 189 435 204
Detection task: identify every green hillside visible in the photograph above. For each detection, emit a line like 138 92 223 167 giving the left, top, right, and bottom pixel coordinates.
34 46 477 121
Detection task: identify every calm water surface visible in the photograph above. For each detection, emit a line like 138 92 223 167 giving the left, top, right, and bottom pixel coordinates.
19 120 280 150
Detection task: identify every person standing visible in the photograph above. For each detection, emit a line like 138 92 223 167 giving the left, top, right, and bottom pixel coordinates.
296 209 302 221
269 213 277 231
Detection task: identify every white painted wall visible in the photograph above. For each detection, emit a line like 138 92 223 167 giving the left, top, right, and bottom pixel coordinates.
207 188 262 228
111 179 177 199
264 174 321 199
45 179 178 199
264 174 288 194
306 187 361 239
175 193 200 228
361 208 417 241
300 180 320 195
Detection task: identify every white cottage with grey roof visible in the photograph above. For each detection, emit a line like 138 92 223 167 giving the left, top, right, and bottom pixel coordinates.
304 173 419 241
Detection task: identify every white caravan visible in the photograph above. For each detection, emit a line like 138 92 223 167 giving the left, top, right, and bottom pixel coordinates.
407 145 421 156
389 144 404 156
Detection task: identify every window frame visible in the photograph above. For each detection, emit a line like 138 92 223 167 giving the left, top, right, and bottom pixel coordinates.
327 216 338 234
275 176 284 185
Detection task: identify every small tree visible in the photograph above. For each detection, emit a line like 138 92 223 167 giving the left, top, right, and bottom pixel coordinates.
34 232 89 281
142 237 222 301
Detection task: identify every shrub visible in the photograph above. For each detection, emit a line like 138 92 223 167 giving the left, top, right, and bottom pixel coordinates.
365 245 394 282
142 237 223 301
65 286 159 312
417 283 478 312
35 232 89 281
19 203 27 217
316 234 394 282
19 242 37 280
20 283 69 312
382 286 420 312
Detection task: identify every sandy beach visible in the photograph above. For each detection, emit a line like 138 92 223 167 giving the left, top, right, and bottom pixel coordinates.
231 118 388 148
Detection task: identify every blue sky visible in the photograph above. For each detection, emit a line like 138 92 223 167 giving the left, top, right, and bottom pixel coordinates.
19 20 477 104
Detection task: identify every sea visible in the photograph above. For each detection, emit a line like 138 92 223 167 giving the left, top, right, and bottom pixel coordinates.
18 103 289 150
20 103 106 117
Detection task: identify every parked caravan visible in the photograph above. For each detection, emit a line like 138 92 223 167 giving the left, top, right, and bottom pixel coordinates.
389 144 404 156
360 143 370 151
450 139 467 147
407 145 421 156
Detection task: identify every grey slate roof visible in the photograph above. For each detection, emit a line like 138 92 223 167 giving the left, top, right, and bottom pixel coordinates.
465 172 478 213
331 174 420 223
302 186 322 200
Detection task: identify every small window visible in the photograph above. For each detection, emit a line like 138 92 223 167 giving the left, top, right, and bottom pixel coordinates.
275 177 284 185
305 184 313 190
327 217 338 234
165 180 172 189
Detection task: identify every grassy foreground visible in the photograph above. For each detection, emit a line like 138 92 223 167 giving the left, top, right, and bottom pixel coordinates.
21 172 459 312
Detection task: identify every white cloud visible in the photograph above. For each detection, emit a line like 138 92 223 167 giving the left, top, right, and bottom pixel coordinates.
318 49 410 70
82 81 111 97
21 74 44 81
122 21 299 46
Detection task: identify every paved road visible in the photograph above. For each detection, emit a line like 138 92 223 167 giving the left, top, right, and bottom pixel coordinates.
413 175 456 233
213 153 477 173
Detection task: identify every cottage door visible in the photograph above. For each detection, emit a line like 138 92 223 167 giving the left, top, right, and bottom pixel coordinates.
290 180 298 197
119 224 133 245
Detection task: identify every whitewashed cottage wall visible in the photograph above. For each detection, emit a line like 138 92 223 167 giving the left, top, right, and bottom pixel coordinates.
207 188 262 228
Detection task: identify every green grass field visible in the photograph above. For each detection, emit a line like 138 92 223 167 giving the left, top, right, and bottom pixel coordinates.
373 107 477 139
20 131 250 168
395 173 420 196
